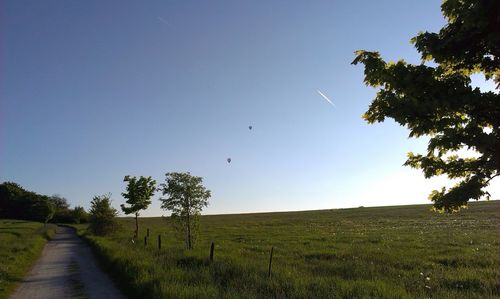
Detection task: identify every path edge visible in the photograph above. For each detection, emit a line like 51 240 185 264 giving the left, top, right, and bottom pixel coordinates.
3 223 57 299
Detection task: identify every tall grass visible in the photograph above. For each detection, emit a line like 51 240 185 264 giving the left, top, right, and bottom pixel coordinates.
0 220 57 299
82 201 499 298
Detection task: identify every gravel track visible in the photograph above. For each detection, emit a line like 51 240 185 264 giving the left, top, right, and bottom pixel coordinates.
9 226 124 299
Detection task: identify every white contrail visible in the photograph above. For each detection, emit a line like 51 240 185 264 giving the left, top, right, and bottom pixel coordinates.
157 17 170 26
316 89 335 107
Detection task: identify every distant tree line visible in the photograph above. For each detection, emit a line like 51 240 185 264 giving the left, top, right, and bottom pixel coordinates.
0 182 88 224
2 171 212 249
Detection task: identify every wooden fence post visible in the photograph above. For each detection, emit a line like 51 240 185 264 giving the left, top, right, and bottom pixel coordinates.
209 241 215 262
158 234 161 250
144 236 147 246
268 246 274 278
147 228 150 238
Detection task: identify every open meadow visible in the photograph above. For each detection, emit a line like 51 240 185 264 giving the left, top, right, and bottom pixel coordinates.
79 201 500 299
0 220 56 299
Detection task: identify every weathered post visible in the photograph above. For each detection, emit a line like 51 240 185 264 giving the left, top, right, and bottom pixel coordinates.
268 246 274 278
147 228 150 238
209 241 215 262
144 236 147 246
158 234 162 250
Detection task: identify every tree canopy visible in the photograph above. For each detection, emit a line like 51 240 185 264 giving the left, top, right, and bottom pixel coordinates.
30 196 55 225
50 194 70 210
352 0 499 212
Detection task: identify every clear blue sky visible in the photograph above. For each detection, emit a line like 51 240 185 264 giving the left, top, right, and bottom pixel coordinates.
1 0 498 216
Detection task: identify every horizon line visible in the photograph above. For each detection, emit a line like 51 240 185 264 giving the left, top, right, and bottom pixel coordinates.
119 199 498 218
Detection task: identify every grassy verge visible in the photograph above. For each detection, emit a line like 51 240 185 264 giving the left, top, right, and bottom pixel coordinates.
79 201 500 298
0 220 57 299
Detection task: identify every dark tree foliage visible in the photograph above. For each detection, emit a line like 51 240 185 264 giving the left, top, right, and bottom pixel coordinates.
159 172 211 249
89 194 119 235
50 194 73 223
120 175 156 239
352 0 499 212
0 182 85 223
50 194 70 210
29 196 55 225
72 206 89 224
0 182 54 222
0 182 26 199
0 182 29 219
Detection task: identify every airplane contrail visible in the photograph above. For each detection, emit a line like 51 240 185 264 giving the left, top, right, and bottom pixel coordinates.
157 17 170 26
317 89 335 107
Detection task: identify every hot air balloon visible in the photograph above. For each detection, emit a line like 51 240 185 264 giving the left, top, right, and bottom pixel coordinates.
227 158 231 163
249 125 252 130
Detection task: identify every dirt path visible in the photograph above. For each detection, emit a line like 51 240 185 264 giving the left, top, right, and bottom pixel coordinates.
9 226 124 299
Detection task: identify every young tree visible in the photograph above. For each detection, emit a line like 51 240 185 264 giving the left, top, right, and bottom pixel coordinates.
120 175 156 239
158 172 211 249
352 0 499 212
89 194 118 235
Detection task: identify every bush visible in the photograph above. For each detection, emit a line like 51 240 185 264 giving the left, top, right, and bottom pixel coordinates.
51 206 89 224
89 194 118 235
72 206 89 224
52 209 75 223
28 195 55 224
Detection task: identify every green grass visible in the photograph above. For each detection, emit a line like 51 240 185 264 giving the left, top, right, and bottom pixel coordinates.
0 220 57 299
81 201 499 298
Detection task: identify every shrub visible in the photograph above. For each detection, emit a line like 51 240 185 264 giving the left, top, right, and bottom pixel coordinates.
72 206 89 224
89 194 118 235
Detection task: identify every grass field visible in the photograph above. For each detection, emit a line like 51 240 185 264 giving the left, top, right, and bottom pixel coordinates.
0 220 56 299
81 201 499 298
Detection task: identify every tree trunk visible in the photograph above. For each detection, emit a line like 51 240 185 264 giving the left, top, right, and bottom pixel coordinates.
185 195 192 249
135 213 139 239
186 212 192 249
